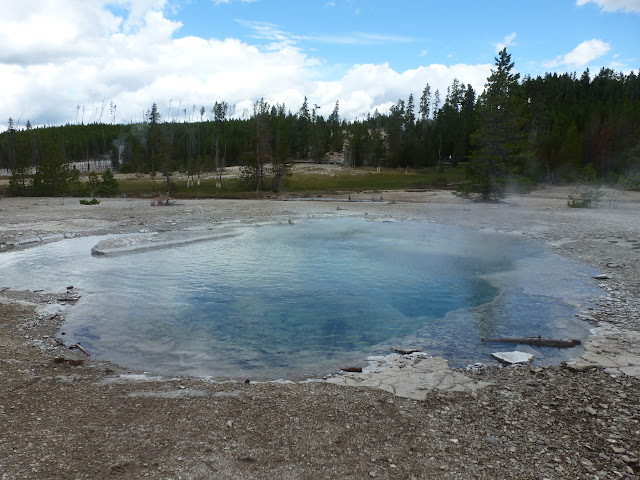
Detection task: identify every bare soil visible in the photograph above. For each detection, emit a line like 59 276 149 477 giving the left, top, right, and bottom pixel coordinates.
1 187 640 479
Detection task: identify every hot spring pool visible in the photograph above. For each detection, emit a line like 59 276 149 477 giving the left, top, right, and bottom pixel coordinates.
0 217 598 379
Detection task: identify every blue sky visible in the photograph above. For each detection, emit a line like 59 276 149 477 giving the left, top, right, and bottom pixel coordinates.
1 0 638 129
170 0 638 75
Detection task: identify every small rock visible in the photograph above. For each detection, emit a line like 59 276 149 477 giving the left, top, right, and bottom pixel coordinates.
564 363 597 373
585 406 597 415
491 351 534 365
580 458 595 471
237 456 256 463
341 366 363 373
593 274 610 280
394 348 420 355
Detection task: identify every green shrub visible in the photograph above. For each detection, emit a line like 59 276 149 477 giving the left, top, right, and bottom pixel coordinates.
98 168 119 197
79 198 100 205
86 171 100 196
567 164 603 208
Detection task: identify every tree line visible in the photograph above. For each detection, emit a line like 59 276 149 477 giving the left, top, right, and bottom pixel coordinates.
1 49 639 197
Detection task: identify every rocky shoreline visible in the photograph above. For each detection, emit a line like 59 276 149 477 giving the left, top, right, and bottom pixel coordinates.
1 188 640 479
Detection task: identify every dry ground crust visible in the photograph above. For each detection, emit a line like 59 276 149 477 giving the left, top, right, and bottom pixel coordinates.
1 188 640 479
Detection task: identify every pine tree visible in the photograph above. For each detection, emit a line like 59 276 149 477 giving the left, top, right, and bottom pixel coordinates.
457 48 528 200
68 166 83 196
6 118 31 195
86 171 100 196
146 102 161 172
271 129 292 191
32 139 70 197
419 84 431 122
296 96 311 159
98 168 119 197
328 101 343 152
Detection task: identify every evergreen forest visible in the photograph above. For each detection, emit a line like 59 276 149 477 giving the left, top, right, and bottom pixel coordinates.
1 49 639 198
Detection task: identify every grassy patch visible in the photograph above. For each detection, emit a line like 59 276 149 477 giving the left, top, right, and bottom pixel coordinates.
284 167 464 193
118 178 251 199
117 167 465 198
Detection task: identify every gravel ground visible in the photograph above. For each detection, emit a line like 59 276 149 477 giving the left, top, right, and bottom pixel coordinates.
1 187 640 479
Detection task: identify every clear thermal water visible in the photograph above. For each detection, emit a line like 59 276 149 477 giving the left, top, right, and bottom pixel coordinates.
0 217 597 379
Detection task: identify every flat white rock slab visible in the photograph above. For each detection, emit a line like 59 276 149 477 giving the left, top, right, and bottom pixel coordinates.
491 351 534 365
327 353 492 400
91 229 239 256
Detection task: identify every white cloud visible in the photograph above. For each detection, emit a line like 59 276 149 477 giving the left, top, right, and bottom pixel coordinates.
0 1 491 129
311 63 491 119
494 32 517 53
239 20 415 47
543 39 611 69
576 0 640 13
236 19 299 51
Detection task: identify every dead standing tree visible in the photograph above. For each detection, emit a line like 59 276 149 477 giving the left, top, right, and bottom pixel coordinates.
151 126 174 204
214 136 226 189
253 99 271 192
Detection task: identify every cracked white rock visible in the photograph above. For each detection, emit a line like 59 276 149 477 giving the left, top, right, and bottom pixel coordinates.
491 351 534 365
326 354 491 400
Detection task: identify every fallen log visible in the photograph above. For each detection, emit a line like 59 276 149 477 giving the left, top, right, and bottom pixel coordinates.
341 366 363 373
71 343 91 356
481 337 581 348
57 297 80 303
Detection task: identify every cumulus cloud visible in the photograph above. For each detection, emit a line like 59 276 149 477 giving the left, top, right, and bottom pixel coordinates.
543 39 611 69
576 0 640 13
494 32 517 53
310 63 491 120
0 1 491 129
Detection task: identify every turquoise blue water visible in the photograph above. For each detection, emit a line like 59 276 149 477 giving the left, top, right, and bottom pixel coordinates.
0 218 597 378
